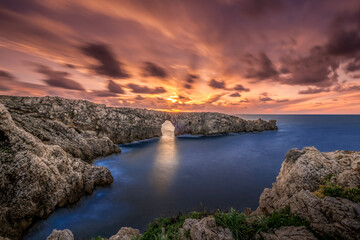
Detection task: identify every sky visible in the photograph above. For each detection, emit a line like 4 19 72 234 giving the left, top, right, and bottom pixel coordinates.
0 0 360 114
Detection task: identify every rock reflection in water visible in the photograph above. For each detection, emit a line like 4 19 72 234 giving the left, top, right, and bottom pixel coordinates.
151 120 178 195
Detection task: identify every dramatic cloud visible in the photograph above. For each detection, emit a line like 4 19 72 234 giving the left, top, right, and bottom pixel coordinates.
259 92 288 103
298 87 331 95
259 92 273 102
142 62 168 78
229 92 241 97
240 0 283 17
233 84 250 92
205 94 223 104
281 47 339 87
345 57 360 73
135 95 145 100
127 83 166 94
92 90 118 97
80 43 130 78
209 79 226 89
108 80 125 94
242 53 278 81
0 70 16 81
184 74 198 89
35 65 85 90
325 10 360 57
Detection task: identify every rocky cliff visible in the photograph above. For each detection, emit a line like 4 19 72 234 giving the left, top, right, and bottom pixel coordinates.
258 147 360 240
0 95 277 239
0 103 113 239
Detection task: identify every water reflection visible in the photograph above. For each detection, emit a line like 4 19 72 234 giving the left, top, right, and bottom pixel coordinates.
151 120 178 195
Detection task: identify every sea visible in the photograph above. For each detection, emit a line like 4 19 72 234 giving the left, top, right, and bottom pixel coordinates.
24 115 360 239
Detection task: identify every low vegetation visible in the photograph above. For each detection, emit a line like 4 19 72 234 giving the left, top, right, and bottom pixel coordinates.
314 183 360 203
314 175 360 203
215 207 309 240
125 207 309 240
140 211 208 240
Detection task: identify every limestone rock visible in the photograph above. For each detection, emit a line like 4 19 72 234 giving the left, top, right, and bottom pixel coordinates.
109 227 140 240
181 217 234 240
257 226 316 240
46 229 74 240
258 147 360 239
0 103 113 239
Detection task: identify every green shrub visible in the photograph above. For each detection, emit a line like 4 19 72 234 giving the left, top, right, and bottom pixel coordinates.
314 175 360 203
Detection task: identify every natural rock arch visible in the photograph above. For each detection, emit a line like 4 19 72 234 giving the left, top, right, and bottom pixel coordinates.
161 120 175 137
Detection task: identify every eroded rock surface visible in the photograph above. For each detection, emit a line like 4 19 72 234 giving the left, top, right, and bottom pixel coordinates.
0 103 113 239
181 217 234 240
258 147 360 239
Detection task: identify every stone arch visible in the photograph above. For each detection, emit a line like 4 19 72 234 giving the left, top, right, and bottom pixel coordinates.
161 120 175 137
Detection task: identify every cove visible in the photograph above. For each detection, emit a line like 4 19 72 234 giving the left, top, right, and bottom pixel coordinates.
24 115 360 240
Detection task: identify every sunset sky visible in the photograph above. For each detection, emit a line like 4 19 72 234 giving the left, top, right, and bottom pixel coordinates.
0 0 360 113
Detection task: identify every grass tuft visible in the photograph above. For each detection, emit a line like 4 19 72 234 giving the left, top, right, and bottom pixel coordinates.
214 207 309 240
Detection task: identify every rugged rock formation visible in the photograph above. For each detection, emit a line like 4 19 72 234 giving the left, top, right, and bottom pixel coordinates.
180 217 234 240
0 95 277 239
0 103 113 239
258 147 360 240
171 112 277 136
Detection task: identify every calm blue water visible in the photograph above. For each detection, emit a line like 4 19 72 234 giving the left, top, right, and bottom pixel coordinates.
24 115 360 240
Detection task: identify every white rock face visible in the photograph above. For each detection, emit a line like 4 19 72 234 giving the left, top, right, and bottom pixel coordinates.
109 227 140 240
258 147 360 240
46 229 74 240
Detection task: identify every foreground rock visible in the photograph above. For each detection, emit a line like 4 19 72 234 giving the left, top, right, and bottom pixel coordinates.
109 227 140 240
46 229 74 240
0 103 113 239
258 147 360 239
181 217 234 240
